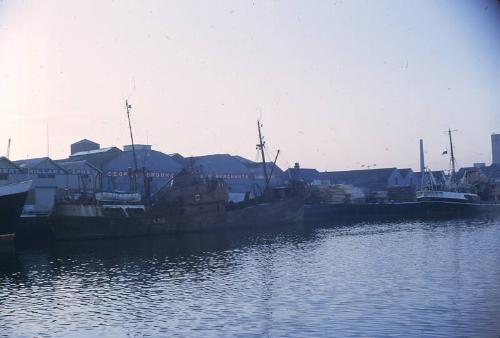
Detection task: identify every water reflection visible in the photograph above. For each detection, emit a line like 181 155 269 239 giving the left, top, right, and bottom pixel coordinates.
1 218 500 337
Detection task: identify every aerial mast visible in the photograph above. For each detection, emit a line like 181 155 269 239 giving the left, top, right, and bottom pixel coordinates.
126 100 139 192
256 120 269 191
447 128 457 179
6 138 11 159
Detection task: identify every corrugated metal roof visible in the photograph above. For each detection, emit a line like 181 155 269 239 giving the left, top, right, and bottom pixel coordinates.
14 157 67 172
478 164 500 180
70 146 120 157
321 168 398 191
72 139 99 146
398 168 414 178
192 154 250 174
57 160 102 173
0 156 20 169
285 168 321 181
104 149 183 172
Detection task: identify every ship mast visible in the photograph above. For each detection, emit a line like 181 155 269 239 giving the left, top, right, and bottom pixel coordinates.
447 128 457 179
126 100 139 192
256 120 269 191
6 138 11 159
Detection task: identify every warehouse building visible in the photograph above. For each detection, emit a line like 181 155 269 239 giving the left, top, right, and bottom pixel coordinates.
57 160 102 193
14 139 289 208
398 168 418 186
0 156 22 185
320 168 404 192
13 157 69 215
102 144 183 194
188 154 287 202
285 163 321 183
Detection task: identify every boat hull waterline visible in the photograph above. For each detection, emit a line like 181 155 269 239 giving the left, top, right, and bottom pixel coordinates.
305 200 500 220
49 197 305 240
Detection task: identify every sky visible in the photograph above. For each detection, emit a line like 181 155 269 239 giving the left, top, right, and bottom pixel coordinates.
0 0 499 172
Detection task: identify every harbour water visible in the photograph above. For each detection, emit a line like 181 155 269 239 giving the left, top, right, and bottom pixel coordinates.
1 217 500 337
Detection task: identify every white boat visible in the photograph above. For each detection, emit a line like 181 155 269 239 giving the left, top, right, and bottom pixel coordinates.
416 129 481 205
416 190 479 203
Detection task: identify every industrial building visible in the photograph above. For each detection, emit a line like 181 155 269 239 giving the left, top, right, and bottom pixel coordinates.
0 157 22 185
492 133 500 165
64 141 182 195
70 139 100 156
102 144 183 194
320 168 405 192
188 154 287 201
64 140 287 201
285 163 321 183
398 168 418 186
13 157 69 215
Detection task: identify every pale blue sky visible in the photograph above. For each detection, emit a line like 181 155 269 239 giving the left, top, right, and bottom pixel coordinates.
1 0 499 172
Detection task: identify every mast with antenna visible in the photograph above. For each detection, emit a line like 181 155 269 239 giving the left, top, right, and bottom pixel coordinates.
266 149 280 188
126 100 139 192
126 100 139 173
46 121 50 158
447 128 457 179
6 138 11 159
256 120 269 191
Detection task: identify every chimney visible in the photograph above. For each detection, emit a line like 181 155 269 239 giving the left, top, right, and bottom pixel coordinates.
419 139 425 189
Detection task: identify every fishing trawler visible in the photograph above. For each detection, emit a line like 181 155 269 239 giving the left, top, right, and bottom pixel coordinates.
48 100 151 240
149 120 306 234
305 132 500 221
49 105 305 240
412 129 491 216
0 180 32 243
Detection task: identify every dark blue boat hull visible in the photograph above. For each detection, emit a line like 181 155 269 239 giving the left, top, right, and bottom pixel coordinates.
305 201 500 221
0 191 29 235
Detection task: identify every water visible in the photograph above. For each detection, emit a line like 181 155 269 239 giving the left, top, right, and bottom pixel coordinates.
1 218 500 337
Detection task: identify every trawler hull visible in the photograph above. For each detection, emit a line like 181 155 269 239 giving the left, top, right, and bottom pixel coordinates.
150 195 304 234
50 216 150 240
305 200 500 221
48 203 150 240
49 196 304 240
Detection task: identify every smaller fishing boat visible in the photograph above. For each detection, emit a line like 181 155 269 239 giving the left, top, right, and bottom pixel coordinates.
413 129 500 217
416 190 479 203
49 100 150 240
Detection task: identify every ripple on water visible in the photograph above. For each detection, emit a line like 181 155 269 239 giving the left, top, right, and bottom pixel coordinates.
1 219 500 337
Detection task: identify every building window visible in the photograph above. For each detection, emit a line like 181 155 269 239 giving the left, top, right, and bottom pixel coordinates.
37 174 56 179
0 173 8 180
